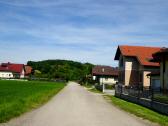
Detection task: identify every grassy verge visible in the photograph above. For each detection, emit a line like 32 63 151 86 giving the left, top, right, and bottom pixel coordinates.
85 85 168 125
0 80 66 123
107 96 168 126
83 84 102 94
88 87 102 94
154 94 168 104
83 84 93 88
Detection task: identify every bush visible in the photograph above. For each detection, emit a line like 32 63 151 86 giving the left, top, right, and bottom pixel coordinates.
154 94 168 104
104 84 115 90
95 84 103 92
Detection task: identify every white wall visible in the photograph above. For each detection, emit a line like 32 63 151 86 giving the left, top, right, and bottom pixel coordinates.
143 71 151 87
99 77 118 85
125 61 133 86
20 69 25 78
0 72 14 78
0 69 25 79
124 57 139 86
93 76 96 80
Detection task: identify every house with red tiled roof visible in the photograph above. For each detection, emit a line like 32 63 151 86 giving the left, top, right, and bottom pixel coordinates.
0 62 25 79
92 65 118 86
114 45 161 88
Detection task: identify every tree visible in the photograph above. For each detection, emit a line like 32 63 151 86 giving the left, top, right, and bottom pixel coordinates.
27 59 94 81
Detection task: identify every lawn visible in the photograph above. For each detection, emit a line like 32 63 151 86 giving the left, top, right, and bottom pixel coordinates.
0 80 66 123
107 96 168 126
154 94 168 104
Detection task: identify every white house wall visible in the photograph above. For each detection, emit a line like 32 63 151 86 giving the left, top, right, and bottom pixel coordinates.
143 71 151 87
125 61 133 86
0 72 14 78
20 69 25 78
99 77 118 85
124 57 139 86
93 76 96 80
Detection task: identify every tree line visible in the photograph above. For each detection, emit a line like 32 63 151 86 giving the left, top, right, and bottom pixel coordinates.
27 60 94 81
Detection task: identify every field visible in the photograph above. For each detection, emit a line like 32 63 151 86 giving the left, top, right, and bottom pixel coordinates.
0 80 65 123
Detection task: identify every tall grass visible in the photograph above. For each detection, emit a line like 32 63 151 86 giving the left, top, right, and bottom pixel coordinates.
0 80 65 123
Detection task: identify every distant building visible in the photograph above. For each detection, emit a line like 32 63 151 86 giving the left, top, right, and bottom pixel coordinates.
114 45 161 88
0 62 25 79
92 65 118 85
25 65 33 77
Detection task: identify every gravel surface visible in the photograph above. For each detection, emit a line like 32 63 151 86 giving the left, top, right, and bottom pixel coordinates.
1 82 157 126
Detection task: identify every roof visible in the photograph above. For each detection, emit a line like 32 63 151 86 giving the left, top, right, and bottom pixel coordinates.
151 48 168 62
114 45 161 67
25 66 33 75
92 65 118 76
0 62 24 73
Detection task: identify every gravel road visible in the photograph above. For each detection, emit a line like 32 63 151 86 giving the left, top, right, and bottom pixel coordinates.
1 82 157 126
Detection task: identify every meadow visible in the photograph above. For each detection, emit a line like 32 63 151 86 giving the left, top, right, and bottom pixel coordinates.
0 80 65 123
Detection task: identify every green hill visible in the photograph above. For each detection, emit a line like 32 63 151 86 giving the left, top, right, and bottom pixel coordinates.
27 60 94 81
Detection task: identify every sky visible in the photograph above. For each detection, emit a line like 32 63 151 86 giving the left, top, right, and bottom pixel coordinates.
0 0 168 66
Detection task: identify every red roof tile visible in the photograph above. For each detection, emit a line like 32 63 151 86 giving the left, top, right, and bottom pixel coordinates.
0 63 24 73
114 45 161 67
92 65 118 76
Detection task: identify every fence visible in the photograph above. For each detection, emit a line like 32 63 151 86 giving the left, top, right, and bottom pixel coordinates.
115 84 168 115
115 84 168 104
115 84 152 99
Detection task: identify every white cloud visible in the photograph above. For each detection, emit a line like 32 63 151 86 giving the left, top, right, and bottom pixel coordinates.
0 0 168 66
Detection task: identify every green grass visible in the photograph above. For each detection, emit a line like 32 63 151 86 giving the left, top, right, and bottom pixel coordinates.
154 94 168 104
83 84 93 88
83 84 102 94
0 80 66 123
107 96 168 126
88 88 102 94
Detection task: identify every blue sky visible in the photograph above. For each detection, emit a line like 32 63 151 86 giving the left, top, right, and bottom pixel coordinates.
0 0 168 66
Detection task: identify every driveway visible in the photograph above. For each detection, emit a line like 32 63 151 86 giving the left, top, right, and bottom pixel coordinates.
1 82 156 126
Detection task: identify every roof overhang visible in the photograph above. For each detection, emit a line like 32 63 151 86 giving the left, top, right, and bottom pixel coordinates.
147 72 160 77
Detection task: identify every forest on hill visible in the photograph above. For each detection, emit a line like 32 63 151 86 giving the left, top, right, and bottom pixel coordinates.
27 60 94 81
